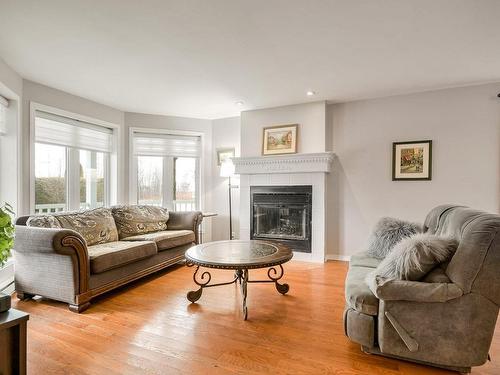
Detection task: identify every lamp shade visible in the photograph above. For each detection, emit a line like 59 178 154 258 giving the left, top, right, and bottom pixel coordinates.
220 159 235 177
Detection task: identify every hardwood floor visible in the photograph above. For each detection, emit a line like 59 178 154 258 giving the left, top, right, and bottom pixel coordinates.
11 261 500 375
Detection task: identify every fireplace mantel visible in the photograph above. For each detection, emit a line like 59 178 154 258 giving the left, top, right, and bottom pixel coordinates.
235 152 334 262
233 152 335 175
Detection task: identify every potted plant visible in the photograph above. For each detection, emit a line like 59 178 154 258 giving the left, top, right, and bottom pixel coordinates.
0 202 15 309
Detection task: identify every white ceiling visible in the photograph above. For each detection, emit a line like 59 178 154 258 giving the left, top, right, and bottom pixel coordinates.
1 0 499 119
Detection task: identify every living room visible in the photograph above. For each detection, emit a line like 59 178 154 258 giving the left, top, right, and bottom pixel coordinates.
0 1 499 374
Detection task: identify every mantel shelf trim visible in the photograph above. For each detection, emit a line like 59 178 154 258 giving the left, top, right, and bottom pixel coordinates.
233 152 335 175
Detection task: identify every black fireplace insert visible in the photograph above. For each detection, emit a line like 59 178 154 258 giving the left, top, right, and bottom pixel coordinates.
250 185 312 253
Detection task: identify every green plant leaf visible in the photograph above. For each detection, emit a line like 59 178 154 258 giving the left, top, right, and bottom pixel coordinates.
0 213 9 227
0 202 15 265
3 203 14 215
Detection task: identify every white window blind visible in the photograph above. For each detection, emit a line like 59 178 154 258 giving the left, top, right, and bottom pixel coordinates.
0 95 8 134
133 132 201 158
35 110 114 153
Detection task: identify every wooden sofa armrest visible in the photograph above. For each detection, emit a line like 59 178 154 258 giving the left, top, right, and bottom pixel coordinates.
167 211 203 243
14 225 90 295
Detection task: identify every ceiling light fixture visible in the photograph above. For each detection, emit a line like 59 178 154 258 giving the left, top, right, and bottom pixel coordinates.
306 90 316 96
235 101 244 106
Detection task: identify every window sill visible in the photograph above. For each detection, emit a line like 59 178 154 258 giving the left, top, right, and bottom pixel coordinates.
0 258 14 292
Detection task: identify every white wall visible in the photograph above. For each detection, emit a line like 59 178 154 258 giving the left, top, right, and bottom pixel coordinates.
124 112 214 241
0 58 22 292
329 83 500 258
0 57 22 97
21 80 125 214
211 117 240 240
0 57 22 215
240 101 326 157
1 100 21 206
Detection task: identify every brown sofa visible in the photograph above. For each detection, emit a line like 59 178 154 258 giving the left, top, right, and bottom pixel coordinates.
343 205 500 373
13 205 202 313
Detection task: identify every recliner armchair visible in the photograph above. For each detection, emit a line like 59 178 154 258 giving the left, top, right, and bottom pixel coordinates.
343 205 500 373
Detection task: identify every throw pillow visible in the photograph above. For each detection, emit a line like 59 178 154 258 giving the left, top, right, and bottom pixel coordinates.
55 207 119 246
26 215 62 228
111 205 170 239
366 217 422 259
367 233 458 281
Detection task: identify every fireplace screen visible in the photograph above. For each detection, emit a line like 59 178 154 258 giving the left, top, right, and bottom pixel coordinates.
254 205 307 240
251 186 312 253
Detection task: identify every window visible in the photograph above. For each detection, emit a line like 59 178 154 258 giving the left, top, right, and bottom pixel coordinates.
174 157 197 211
132 131 201 211
33 110 114 213
34 143 67 212
79 150 106 210
137 155 163 206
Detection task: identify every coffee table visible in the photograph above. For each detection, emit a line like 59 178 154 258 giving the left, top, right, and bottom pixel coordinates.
185 240 293 320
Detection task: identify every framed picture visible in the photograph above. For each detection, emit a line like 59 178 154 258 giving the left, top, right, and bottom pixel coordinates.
392 140 432 180
262 124 298 155
216 147 235 166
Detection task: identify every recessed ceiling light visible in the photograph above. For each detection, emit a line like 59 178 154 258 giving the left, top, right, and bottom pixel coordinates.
306 90 316 96
235 101 244 106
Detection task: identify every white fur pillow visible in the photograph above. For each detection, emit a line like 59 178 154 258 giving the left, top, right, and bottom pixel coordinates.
366 217 422 259
367 233 458 281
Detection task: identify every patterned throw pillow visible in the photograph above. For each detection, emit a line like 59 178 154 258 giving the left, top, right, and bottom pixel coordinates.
54 207 119 246
26 215 62 228
111 205 169 239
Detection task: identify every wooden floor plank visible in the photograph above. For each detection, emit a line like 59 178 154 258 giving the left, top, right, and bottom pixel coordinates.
11 261 500 375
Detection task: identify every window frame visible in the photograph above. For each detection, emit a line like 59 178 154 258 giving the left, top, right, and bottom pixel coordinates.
0 95 8 134
129 127 204 211
30 102 120 213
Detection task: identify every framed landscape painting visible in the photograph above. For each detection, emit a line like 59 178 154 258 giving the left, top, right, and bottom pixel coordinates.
262 124 298 155
392 140 432 180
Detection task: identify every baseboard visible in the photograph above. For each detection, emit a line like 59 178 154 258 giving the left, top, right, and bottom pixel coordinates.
325 254 351 262
292 251 325 263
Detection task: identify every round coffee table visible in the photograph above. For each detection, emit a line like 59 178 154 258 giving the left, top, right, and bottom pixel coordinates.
185 240 293 320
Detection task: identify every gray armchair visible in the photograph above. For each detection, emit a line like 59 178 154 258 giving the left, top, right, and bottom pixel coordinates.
344 205 500 373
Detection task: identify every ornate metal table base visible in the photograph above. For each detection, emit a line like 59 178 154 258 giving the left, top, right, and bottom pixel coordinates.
187 263 289 320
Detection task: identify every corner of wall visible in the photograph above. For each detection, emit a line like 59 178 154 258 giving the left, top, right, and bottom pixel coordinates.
0 58 23 214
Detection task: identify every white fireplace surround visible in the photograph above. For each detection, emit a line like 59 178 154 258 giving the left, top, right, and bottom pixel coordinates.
233 152 334 262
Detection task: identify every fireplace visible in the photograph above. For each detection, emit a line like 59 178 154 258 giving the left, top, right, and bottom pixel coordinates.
250 186 312 253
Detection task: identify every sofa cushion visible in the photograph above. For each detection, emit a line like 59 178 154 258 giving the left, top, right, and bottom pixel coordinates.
111 205 170 239
368 233 458 281
349 252 381 269
366 217 422 259
345 264 379 316
26 215 62 228
55 208 119 246
88 240 157 274
122 230 195 251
